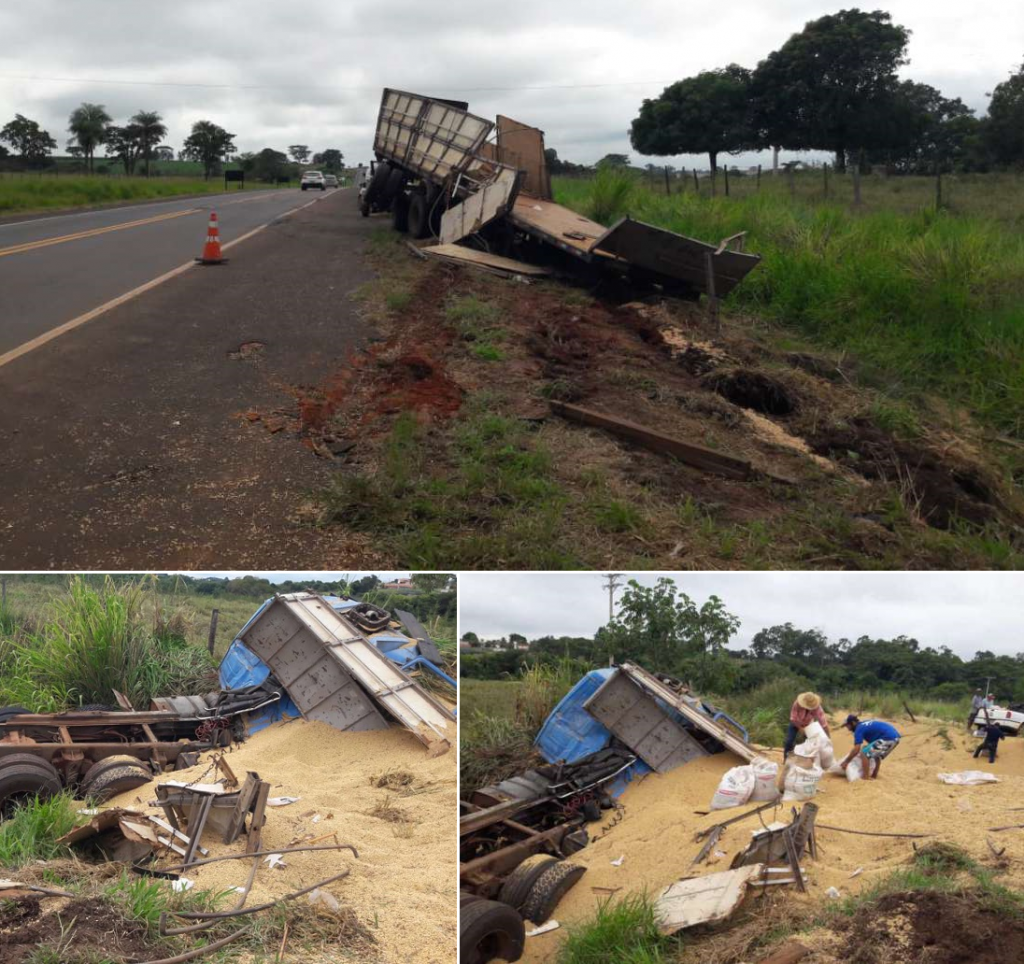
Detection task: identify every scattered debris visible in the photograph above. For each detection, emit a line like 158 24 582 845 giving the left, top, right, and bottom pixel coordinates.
610 856 624 867
937 771 1001 785
654 864 765 934
526 920 560 937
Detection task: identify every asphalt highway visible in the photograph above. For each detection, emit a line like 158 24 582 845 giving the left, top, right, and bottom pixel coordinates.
0 187 335 357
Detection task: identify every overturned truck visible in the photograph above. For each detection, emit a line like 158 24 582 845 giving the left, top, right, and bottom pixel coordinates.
0 593 455 815
460 662 757 964
363 88 761 297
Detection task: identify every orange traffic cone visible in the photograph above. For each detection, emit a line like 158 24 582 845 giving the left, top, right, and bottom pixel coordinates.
196 211 227 264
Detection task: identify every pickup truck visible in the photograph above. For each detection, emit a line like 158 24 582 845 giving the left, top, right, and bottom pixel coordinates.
973 704 1024 736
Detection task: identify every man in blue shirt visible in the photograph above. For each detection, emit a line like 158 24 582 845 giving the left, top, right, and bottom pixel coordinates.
838 715 901 780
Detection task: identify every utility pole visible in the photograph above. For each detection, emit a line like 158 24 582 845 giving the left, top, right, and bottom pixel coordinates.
601 573 624 622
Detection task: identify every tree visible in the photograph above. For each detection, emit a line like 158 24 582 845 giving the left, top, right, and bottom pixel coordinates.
155 145 175 161
288 144 311 164
986 60 1024 167
749 9 910 171
350 574 380 595
631 65 754 173
131 111 167 177
104 123 143 175
312 148 343 172
0 114 57 167
68 103 112 173
181 121 236 179
509 633 528 648
411 573 456 592
461 632 480 646
596 153 630 169
241 147 290 182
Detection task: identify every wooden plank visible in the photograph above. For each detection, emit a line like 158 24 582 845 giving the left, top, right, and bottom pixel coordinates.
246 782 271 854
550 402 753 481
422 244 550 277
224 773 260 844
508 196 605 257
496 116 551 199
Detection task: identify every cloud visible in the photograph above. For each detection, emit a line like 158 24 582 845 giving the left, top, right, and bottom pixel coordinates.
458 572 1024 660
1 1 1020 166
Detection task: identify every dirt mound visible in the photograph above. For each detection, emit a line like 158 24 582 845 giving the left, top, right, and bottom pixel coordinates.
0 896 159 964
808 418 999 528
837 890 1024 963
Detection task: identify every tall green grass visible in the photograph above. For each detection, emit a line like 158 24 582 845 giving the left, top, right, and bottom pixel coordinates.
0 793 77 867
0 174 280 214
556 893 672 964
0 577 215 711
555 174 1024 435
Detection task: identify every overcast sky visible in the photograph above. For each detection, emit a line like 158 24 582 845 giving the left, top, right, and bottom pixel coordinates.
1 2 1021 168
459 573 1024 660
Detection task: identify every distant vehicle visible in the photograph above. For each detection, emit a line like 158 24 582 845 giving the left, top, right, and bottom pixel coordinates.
300 171 326 191
973 704 1024 736
323 174 339 188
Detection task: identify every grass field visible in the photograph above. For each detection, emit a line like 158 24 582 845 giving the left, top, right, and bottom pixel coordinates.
0 172 294 215
460 678 521 720
554 171 1024 437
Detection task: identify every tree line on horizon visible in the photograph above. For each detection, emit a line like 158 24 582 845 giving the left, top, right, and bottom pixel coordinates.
628 8 1024 175
460 579 1024 703
0 105 345 181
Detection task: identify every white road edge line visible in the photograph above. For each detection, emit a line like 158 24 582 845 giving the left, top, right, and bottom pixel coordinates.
0 194 327 371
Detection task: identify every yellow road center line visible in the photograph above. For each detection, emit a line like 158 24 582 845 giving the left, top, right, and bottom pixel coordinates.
0 207 202 259
0 193 328 370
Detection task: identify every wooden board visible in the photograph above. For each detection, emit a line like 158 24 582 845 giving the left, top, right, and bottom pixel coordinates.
497 116 551 199
508 196 606 257
422 244 550 277
438 167 519 244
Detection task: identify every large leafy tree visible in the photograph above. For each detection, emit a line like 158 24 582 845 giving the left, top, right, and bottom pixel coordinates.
0 114 57 167
749 9 910 171
68 102 112 172
986 60 1024 167
181 120 236 179
288 144 310 164
631 65 754 173
312 148 343 172
131 110 167 176
241 147 290 182
104 123 143 175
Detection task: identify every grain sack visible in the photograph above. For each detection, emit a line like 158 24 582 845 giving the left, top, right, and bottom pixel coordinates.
846 755 877 782
709 765 756 810
803 720 826 740
781 757 823 801
750 759 780 802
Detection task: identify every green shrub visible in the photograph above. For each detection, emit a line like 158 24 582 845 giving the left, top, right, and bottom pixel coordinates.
557 893 671 964
0 793 77 867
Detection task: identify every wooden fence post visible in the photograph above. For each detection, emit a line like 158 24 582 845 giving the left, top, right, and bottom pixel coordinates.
935 165 943 211
724 165 730 197
823 162 829 199
757 164 761 190
852 161 862 207
693 168 699 195
664 165 671 196
207 608 220 655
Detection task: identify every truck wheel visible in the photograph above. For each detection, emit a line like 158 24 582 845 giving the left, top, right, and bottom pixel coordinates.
364 163 391 207
0 705 30 724
520 861 586 924
407 193 431 239
82 760 152 802
460 898 525 964
498 854 558 911
0 754 62 816
392 193 410 233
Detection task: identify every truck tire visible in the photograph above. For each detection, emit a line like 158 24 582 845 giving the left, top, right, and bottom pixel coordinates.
364 163 392 209
0 754 62 815
460 898 525 964
407 192 431 239
81 760 152 802
0 705 30 724
498 854 558 911
520 861 586 924
392 193 410 233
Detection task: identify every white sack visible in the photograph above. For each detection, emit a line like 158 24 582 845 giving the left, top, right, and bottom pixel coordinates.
782 760 823 801
750 759 780 802
937 771 1001 786
710 765 756 810
846 755 877 782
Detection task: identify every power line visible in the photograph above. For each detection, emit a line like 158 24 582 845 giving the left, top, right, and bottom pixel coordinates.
0 72 673 93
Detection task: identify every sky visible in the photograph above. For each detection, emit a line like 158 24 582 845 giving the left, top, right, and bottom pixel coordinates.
1 2 1021 168
459 572 1024 660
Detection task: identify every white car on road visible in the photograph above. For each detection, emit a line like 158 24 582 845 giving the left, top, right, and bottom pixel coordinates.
300 171 326 191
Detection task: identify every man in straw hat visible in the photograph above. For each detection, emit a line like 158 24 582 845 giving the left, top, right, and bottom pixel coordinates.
784 692 830 761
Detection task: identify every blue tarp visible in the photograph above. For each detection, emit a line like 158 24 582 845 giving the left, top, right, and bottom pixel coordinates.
218 638 301 733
